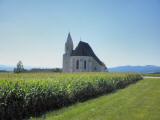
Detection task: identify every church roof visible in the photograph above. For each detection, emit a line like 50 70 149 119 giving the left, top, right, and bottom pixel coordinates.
71 41 106 67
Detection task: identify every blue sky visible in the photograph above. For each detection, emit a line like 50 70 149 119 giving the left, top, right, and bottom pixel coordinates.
0 0 160 68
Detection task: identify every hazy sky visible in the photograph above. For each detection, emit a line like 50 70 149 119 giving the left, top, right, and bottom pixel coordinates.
0 0 160 68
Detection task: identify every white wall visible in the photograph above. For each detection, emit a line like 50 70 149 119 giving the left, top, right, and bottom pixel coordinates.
63 54 71 72
70 56 106 72
70 56 91 72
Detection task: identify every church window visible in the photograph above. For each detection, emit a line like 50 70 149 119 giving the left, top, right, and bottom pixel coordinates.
84 60 87 70
76 60 79 69
94 67 97 71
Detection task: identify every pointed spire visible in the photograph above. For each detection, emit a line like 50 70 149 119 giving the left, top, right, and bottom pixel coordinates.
67 32 72 42
65 32 73 55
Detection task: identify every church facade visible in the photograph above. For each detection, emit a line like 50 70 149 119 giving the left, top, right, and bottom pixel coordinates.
63 33 107 73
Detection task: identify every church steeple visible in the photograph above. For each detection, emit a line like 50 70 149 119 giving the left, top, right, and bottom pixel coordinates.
67 32 72 42
65 32 73 55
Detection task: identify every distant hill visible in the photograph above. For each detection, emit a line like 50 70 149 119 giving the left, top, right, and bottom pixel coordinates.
0 65 14 71
108 65 160 74
1 64 160 73
0 65 31 72
0 65 61 72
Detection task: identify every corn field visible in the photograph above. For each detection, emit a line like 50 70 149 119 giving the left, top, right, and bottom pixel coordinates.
0 72 142 119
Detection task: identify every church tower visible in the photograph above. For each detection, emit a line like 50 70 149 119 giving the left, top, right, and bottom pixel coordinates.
65 33 73 55
63 33 73 72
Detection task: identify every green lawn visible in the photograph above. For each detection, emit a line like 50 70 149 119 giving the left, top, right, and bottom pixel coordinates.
32 78 160 120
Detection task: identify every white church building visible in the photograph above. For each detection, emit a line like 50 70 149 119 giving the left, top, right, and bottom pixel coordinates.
63 33 107 73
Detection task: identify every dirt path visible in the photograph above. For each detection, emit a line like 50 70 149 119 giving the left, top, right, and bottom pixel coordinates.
143 76 160 79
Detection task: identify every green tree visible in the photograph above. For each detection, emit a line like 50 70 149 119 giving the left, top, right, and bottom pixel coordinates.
14 61 24 73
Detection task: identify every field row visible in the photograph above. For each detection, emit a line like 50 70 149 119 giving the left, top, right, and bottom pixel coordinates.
0 73 142 119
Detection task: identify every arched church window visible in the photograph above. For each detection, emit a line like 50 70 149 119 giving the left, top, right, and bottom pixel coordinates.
84 60 86 70
76 60 79 69
94 67 97 71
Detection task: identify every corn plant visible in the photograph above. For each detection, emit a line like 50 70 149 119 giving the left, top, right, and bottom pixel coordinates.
0 72 142 119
